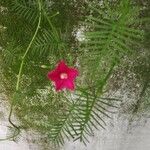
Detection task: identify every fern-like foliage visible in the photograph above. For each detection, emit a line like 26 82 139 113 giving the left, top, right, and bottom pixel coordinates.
0 0 146 147
80 0 143 74
31 29 67 59
11 0 39 25
72 65 118 144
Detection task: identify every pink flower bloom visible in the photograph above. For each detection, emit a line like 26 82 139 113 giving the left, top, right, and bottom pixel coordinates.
47 61 79 91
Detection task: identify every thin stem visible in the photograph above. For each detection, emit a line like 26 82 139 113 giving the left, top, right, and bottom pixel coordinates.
0 128 20 142
0 0 42 141
0 94 20 141
49 11 59 19
16 1 42 91
8 95 20 137
42 7 59 39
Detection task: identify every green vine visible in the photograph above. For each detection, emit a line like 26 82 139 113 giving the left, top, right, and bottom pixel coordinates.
0 0 42 141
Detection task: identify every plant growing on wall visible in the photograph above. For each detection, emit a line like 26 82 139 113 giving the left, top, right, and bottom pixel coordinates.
0 0 149 146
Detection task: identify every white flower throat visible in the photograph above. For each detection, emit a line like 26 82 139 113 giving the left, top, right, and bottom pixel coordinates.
60 73 68 79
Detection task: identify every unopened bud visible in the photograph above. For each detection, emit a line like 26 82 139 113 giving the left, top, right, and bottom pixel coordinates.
41 65 49 68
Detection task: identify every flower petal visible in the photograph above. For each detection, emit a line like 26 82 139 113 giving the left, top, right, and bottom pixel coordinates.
65 80 75 90
56 60 68 72
55 80 65 91
47 70 59 81
67 68 79 80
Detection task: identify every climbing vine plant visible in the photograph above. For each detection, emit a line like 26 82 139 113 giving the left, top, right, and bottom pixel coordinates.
0 0 149 146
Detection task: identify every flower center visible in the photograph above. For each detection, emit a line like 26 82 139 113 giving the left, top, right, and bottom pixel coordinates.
60 73 68 79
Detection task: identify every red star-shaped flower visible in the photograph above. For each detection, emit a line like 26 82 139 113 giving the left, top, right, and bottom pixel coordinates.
47 61 79 91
